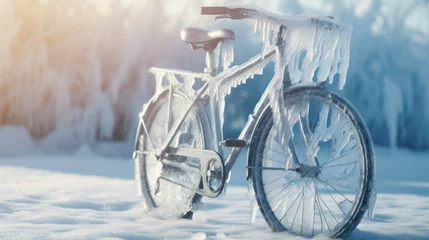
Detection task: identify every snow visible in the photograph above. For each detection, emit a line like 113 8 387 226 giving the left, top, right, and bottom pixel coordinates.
0 147 428 239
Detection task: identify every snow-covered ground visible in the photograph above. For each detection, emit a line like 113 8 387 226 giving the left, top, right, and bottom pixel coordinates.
0 147 428 240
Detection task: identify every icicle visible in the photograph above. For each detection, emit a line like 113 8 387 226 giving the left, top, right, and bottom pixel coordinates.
247 178 258 224
166 72 180 86
182 76 195 96
250 199 258 223
221 39 234 70
213 41 221 69
154 71 166 94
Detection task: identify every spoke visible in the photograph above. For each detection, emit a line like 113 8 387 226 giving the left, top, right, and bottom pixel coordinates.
268 177 299 204
316 188 339 224
290 181 305 231
315 181 323 234
301 178 330 232
321 149 358 167
300 179 318 237
246 166 285 170
315 190 332 231
311 180 316 237
263 176 284 186
265 175 299 196
272 196 285 212
319 180 348 216
263 157 285 165
319 178 358 194
300 180 305 236
141 119 156 150
266 147 288 159
322 161 356 169
319 174 354 203
279 182 305 222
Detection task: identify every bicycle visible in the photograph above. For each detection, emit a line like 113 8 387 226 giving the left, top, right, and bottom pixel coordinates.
133 5 376 238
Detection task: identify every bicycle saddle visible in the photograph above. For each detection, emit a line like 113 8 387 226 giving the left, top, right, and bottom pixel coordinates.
180 27 235 47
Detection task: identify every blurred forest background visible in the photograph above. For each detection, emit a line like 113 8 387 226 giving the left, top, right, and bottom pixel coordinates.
1 0 428 156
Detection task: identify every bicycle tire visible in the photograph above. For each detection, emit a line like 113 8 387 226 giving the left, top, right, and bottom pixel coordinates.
249 87 375 238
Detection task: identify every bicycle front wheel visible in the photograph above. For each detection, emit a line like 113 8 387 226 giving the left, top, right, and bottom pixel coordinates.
249 87 375 238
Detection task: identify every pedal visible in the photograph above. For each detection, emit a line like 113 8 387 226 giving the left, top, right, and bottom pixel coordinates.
220 139 247 148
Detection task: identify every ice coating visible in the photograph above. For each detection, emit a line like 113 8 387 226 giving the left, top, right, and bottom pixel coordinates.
240 7 367 226
144 4 375 228
208 39 234 72
242 5 352 89
249 18 278 58
247 13 361 228
248 95 369 233
149 67 211 96
210 51 275 132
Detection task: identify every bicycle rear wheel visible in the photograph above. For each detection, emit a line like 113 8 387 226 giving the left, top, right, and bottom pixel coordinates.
135 89 206 218
249 87 375 238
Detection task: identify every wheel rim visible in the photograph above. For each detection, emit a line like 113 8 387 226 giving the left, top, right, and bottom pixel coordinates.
140 91 204 218
260 93 365 237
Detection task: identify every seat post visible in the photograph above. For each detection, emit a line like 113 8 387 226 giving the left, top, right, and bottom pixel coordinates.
204 50 217 77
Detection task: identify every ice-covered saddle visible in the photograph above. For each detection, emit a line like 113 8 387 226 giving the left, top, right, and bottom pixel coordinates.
180 27 235 50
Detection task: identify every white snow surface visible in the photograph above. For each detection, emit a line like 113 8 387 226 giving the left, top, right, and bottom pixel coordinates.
1 147 428 240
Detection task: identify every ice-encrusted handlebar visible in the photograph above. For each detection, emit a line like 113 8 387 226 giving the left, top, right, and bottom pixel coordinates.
201 6 343 31
201 6 252 20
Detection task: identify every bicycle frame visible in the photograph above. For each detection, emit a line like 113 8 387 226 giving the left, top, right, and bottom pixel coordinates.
135 25 316 177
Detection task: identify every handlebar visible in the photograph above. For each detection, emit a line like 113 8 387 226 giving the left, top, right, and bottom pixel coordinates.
201 7 228 15
201 6 249 20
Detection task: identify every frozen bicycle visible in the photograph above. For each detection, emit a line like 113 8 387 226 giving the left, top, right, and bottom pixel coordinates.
133 6 376 238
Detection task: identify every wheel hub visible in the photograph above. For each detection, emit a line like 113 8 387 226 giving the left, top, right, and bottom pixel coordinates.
292 164 321 178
